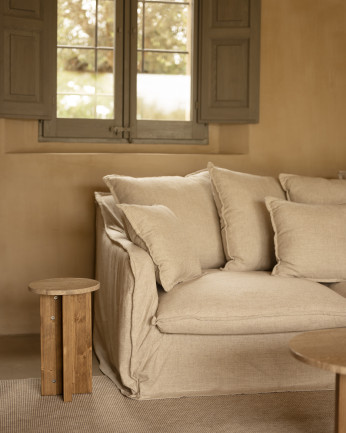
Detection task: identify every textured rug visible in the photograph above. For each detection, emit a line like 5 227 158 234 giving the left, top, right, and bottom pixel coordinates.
0 376 335 433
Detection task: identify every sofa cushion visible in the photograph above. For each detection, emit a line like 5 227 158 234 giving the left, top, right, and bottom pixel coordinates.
265 197 346 282
155 270 346 335
208 162 285 271
104 171 225 269
117 204 202 292
279 173 346 204
95 192 125 234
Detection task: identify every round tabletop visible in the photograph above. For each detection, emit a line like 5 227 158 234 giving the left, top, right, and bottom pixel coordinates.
289 328 346 375
28 278 100 296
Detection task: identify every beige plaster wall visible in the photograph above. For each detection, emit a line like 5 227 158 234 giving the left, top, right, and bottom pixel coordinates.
1 0 346 334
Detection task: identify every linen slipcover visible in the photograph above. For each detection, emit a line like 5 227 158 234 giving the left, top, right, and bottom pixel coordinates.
279 173 346 204
266 197 346 282
329 281 346 298
103 171 225 269
155 270 346 335
93 193 339 399
117 203 202 291
208 163 285 272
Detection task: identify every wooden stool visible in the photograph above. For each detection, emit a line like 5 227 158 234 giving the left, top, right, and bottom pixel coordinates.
28 278 100 402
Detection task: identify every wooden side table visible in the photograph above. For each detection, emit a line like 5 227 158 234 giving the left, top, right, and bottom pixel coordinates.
28 278 100 402
289 328 346 433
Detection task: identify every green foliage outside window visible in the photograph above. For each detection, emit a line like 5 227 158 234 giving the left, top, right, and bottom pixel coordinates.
57 0 191 120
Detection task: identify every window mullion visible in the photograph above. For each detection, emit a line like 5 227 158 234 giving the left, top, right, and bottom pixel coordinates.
95 0 98 120
127 0 138 141
113 0 125 135
141 2 145 73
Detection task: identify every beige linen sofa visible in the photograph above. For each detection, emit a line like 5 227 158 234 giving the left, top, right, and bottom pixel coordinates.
93 164 346 400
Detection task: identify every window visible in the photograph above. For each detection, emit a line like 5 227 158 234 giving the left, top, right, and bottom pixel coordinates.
41 0 208 143
0 0 261 137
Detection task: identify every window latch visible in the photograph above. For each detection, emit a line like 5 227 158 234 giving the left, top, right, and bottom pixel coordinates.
109 126 131 139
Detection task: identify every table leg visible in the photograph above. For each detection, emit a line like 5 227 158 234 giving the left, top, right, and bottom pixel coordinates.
336 374 346 433
62 293 92 402
73 292 92 395
62 295 74 402
40 295 62 396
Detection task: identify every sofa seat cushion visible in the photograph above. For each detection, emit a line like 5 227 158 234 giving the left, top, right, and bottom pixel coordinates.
155 270 346 335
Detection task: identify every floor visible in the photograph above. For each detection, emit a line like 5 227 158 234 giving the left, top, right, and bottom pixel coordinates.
0 334 103 380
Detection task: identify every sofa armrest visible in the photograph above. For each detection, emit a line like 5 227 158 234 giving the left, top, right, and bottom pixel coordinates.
93 204 161 398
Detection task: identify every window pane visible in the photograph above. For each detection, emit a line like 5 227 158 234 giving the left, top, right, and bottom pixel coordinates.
57 0 115 119
57 48 95 93
58 0 96 47
96 50 114 91
57 94 96 118
137 2 143 50
96 50 114 119
137 51 143 73
137 1 192 121
142 52 187 75
143 3 188 51
137 75 191 121
96 96 114 119
97 0 115 47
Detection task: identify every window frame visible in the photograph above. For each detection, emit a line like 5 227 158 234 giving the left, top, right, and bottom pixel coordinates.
40 0 208 144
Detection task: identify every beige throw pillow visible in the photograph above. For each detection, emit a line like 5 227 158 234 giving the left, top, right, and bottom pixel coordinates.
117 204 202 292
279 173 346 204
208 163 285 271
104 171 225 269
265 197 346 282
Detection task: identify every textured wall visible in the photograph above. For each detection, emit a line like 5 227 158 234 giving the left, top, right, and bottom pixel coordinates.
1 0 346 334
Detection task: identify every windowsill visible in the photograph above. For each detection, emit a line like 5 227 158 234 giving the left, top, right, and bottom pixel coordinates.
1 118 250 155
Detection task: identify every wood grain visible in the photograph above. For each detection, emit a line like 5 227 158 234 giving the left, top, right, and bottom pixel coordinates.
289 328 346 375
62 295 74 402
336 374 346 433
29 278 100 296
74 293 92 394
40 295 62 396
30 278 97 401
62 293 92 401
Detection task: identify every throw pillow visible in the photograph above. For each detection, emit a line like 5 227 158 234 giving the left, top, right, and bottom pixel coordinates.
104 171 225 269
117 204 202 292
208 162 285 271
279 173 346 204
265 197 346 282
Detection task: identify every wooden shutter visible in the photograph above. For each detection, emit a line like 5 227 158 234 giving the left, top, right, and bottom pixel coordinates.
0 0 56 119
198 0 261 123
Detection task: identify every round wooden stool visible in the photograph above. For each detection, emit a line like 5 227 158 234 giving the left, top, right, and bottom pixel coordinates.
289 328 346 433
28 278 100 402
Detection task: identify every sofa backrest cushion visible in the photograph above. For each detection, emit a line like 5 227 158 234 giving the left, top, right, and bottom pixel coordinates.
279 173 346 204
118 204 202 292
104 171 225 269
265 196 346 282
208 163 285 272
